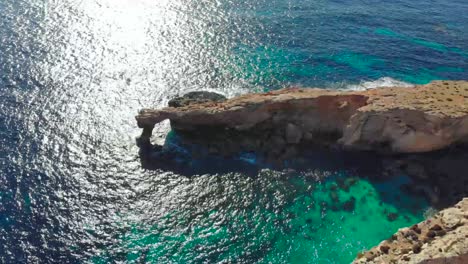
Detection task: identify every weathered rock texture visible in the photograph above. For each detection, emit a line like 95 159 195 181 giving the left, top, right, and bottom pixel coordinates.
383 149 468 208
353 198 468 264
136 81 468 156
137 82 468 263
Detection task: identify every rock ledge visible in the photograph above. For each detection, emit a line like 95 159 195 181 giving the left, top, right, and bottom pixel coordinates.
136 81 468 155
353 198 468 264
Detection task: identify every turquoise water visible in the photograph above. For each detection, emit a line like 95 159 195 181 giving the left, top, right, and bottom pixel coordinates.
0 0 465 263
90 171 427 263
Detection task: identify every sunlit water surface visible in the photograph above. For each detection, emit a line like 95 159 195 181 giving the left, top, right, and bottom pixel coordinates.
0 0 467 263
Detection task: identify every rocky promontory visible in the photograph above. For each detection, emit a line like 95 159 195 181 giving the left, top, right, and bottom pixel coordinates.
136 81 468 263
353 198 468 264
136 81 468 157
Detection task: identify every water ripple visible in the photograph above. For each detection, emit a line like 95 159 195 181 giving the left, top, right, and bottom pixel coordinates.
1 0 466 263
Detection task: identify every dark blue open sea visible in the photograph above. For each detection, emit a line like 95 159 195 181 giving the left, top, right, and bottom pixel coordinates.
1 0 467 263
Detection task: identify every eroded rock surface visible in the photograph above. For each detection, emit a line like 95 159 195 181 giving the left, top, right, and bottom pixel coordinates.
136 82 468 263
383 149 468 208
136 81 468 156
168 91 226 108
353 198 468 264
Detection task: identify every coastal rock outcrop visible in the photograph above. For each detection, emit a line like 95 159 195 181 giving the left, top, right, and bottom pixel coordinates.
168 91 227 108
136 81 468 156
136 82 468 263
353 198 468 264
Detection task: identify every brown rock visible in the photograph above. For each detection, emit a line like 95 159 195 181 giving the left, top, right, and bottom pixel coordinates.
412 243 422 254
400 248 411 254
285 123 303 144
353 198 468 264
411 224 422 234
380 245 390 254
430 224 443 231
435 230 447 237
136 81 468 155
426 230 436 238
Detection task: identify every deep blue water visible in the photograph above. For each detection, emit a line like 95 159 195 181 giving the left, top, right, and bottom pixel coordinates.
0 0 467 263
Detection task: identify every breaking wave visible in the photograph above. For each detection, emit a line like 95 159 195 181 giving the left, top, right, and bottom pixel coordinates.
344 77 415 91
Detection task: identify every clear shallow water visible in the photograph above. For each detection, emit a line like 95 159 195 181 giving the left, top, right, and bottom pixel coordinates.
0 0 466 263
89 170 428 264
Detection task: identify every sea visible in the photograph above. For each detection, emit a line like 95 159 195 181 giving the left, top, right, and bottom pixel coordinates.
0 0 467 263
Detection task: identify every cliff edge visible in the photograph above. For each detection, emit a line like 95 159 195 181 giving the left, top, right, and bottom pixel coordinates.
136 81 468 155
353 198 468 264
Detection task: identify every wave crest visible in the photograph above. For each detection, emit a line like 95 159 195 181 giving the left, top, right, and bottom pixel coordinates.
345 77 414 91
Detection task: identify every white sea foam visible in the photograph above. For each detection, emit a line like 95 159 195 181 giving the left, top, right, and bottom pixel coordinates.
344 77 415 91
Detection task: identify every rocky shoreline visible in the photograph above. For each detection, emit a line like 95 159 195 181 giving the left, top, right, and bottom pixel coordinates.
353 198 468 264
137 81 468 157
136 80 468 263
136 81 468 206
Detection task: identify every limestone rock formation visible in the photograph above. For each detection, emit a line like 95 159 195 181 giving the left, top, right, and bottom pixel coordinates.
353 198 468 264
136 81 468 156
136 82 468 263
168 91 226 108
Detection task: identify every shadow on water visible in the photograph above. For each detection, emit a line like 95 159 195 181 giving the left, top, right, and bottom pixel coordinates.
138 131 468 210
138 142 262 178
129 127 468 263
99 131 468 263
138 131 384 178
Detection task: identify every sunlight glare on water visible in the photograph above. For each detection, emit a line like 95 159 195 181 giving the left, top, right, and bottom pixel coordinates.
0 0 467 263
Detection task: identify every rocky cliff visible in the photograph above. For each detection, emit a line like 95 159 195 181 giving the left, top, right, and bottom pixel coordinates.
353 198 468 264
136 81 468 263
136 81 468 157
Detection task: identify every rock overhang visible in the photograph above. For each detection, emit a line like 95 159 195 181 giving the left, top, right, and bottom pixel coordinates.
136 81 468 155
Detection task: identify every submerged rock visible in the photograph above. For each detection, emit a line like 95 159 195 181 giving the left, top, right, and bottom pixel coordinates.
342 197 356 212
329 190 340 203
386 212 399 222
